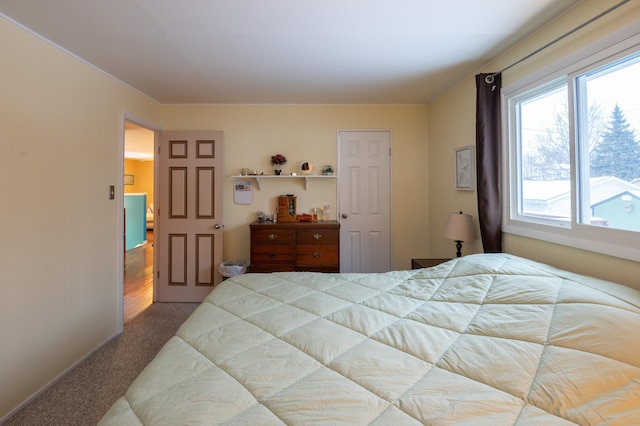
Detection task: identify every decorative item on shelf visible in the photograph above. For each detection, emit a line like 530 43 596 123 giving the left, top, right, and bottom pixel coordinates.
300 161 313 175
443 211 474 257
271 154 287 175
321 165 334 175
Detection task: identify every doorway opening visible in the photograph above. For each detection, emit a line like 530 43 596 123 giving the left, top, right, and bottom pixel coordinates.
124 121 155 322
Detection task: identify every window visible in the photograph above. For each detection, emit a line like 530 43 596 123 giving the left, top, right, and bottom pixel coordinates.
512 79 569 224
504 32 640 261
576 54 640 231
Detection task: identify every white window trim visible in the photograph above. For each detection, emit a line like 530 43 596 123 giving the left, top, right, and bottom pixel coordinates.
502 22 640 262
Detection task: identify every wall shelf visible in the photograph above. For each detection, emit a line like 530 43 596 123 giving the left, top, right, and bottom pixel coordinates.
230 175 336 190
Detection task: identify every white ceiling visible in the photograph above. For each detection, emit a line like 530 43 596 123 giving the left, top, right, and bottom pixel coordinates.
0 0 581 104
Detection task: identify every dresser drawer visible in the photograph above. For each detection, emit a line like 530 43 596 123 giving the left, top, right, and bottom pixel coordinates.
296 229 339 245
251 244 294 264
251 229 295 245
249 263 294 273
296 245 339 267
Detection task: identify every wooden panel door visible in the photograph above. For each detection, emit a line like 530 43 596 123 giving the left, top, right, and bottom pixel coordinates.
156 131 223 302
338 130 391 273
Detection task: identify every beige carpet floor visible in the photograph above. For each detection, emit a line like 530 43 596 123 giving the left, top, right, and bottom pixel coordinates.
3 302 199 426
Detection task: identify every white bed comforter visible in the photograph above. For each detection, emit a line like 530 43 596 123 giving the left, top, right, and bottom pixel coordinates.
100 254 640 425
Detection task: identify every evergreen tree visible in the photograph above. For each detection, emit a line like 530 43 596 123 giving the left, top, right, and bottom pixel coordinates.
590 104 640 180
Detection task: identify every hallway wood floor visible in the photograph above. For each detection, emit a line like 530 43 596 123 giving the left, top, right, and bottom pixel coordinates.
124 230 153 323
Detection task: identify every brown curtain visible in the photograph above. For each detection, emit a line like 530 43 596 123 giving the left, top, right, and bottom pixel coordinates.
475 73 502 252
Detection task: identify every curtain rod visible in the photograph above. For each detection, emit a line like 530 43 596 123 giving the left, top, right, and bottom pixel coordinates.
485 0 631 84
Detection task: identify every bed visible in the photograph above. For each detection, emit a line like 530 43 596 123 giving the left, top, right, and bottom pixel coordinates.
100 253 640 425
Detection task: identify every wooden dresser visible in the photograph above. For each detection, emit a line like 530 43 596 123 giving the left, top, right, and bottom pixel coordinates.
250 221 340 272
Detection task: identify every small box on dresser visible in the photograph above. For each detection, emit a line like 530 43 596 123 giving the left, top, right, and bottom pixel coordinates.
277 195 297 222
250 221 340 272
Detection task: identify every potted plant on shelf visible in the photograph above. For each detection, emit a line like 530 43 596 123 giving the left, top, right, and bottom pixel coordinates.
321 165 334 175
271 154 287 175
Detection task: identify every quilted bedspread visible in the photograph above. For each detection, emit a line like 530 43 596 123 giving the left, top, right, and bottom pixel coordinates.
100 253 640 425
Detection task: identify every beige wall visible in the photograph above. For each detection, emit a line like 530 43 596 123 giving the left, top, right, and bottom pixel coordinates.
0 17 160 419
428 0 640 290
159 104 430 268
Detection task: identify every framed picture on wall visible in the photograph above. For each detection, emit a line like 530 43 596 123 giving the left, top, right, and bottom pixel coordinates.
454 146 474 191
124 174 135 185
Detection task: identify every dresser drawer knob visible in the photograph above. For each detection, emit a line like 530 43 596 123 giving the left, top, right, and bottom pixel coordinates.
268 252 277 258
313 251 322 258
313 233 322 240
268 233 277 240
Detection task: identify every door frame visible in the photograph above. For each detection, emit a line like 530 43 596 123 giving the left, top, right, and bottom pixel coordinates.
118 112 161 331
336 129 393 272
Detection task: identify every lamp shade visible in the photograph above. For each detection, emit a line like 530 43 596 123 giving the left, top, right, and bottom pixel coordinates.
443 212 474 242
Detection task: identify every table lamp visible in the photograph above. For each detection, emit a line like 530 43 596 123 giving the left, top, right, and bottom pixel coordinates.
443 211 474 257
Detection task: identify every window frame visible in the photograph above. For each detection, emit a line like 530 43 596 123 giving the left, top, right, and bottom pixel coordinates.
502 25 640 262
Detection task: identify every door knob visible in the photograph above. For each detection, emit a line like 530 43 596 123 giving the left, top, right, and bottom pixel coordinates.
214 223 223 229
341 213 348 219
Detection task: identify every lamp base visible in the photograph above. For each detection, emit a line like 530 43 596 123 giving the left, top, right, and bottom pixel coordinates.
455 240 463 258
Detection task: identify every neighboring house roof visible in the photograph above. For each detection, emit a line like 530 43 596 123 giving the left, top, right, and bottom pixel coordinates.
523 176 640 205
522 180 570 203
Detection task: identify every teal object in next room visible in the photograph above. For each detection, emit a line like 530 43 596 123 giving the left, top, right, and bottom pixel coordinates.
124 193 147 251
